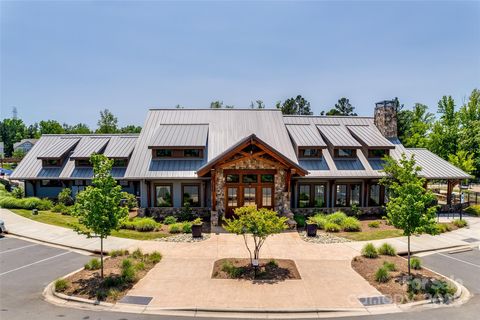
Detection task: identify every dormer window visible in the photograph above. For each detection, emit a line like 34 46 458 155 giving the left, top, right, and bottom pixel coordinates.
75 159 91 167
299 148 322 158
155 149 173 157
184 149 202 158
42 159 63 167
334 148 356 158
113 159 128 167
368 149 389 158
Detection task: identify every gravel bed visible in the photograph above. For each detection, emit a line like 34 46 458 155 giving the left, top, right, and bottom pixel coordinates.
299 232 351 244
155 233 211 242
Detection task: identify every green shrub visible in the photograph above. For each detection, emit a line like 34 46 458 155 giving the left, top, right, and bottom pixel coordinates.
368 221 380 228
435 223 450 234
267 259 278 268
410 257 422 270
58 188 73 205
131 248 143 260
182 221 192 233
84 258 101 270
378 243 396 256
178 202 194 221
383 261 397 271
452 219 467 228
121 259 137 282
12 187 24 199
361 243 378 258
109 249 129 257
0 196 52 210
96 289 108 301
324 222 341 232
465 205 480 216
54 278 69 291
326 211 347 225
426 279 456 299
133 218 158 232
308 214 327 229
164 216 177 225
375 266 390 283
294 214 306 228
135 261 145 271
52 203 67 213
341 216 361 232
121 192 138 210
221 260 244 278
107 288 121 300
168 223 183 233
103 276 124 287
148 251 162 264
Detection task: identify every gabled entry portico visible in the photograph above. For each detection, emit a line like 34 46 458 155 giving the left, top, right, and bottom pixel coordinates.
197 134 307 224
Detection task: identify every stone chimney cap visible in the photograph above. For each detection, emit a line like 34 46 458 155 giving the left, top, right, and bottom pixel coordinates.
375 100 395 108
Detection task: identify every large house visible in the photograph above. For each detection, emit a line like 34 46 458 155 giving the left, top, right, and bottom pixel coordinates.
11 101 471 224
13 139 39 154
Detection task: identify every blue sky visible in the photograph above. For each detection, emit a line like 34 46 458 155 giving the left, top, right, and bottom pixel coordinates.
1 1 479 127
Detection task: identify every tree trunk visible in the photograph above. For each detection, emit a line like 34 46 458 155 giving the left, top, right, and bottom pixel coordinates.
100 236 104 279
407 235 411 277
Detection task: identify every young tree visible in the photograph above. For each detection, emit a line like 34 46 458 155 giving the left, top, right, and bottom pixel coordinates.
223 206 287 267
276 95 313 115
428 96 459 160
96 109 118 133
380 154 437 276
321 97 357 116
72 154 128 278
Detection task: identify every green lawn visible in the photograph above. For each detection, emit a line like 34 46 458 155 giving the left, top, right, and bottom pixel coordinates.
338 229 404 241
10 209 169 240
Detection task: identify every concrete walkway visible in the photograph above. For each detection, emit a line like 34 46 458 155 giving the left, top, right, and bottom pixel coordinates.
1 207 479 311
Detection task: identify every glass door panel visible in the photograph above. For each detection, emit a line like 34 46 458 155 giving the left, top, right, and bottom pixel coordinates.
243 187 256 206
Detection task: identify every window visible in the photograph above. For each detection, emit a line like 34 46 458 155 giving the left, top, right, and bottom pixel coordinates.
243 187 256 206
227 187 238 207
119 180 129 186
154 149 172 158
314 185 326 207
182 184 200 207
183 149 202 158
335 184 348 206
261 174 274 183
74 180 84 186
369 184 381 206
298 183 326 208
155 184 172 207
41 180 62 187
299 148 322 158
334 149 356 158
262 187 272 206
368 149 388 158
75 159 91 167
226 174 239 183
298 184 311 208
113 159 128 167
350 184 361 205
242 174 258 183
42 159 62 167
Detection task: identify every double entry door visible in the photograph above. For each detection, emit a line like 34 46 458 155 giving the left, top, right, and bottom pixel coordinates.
224 170 275 218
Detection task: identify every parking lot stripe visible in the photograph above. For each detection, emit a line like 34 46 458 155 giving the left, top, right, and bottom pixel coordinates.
0 243 39 254
438 253 480 269
0 251 71 276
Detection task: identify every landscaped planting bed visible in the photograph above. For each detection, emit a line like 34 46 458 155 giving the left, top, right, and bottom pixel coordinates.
352 245 456 303
55 249 162 302
212 258 301 281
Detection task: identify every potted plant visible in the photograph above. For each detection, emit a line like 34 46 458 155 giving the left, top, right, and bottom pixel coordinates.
191 217 203 238
306 217 318 237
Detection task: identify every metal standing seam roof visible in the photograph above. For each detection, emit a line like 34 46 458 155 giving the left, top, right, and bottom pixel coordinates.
103 136 138 158
70 137 110 159
125 109 299 179
148 124 209 148
316 125 362 148
37 137 80 159
346 125 394 149
285 124 326 148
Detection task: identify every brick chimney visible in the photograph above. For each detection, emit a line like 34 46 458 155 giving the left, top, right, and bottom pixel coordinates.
374 100 397 138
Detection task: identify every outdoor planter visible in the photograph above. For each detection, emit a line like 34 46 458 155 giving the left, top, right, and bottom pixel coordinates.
306 223 317 237
192 223 203 238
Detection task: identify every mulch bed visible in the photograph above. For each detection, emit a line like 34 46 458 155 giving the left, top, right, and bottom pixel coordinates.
60 251 160 303
351 255 453 303
212 258 301 281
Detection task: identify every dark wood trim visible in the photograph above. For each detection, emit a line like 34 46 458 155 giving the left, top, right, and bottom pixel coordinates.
181 183 201 207
151 148 204 159
223 169 276 175
41 159 63 167
298 147 323 158
153 183 174 207
367 149 390 158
